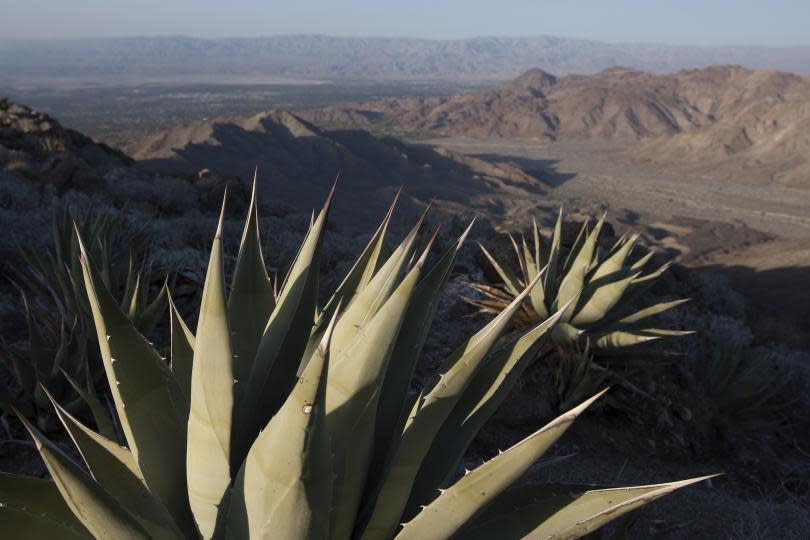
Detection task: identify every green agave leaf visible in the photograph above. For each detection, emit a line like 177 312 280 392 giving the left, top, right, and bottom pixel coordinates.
358 274 542 540
532 217 542 268
120 255 138 314
508 234 528 284
617 298 691 326
543 207 563 300
61 369 117 442
77 228 193 535
327 206 428 364
187 200 236 539
168 291 195 407
0 472 91 540
406 303 568 514
522 475 716 539
589 233 638 284
555 214 604 322
395 391 607 540
229 308 337 540
45 389 185 540
235 184 334 470
572 272 639 327
629 250 655 272
318 189 400 329
454 482 598 539
369 222 474 495
591 330 657 349
478 243 522 296
136 278 169 337
522 235 548 320
327 238 432 540
228 175 276 399
15 411 152 540
561 219 588 276
521 235 538 283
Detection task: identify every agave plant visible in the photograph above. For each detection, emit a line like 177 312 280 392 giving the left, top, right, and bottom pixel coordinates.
696 342 791 432
0 208 166 433
468 208 691 351
0 183 709 539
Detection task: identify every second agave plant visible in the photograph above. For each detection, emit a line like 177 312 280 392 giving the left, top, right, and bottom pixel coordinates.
468 208 691 351
0 180 709 539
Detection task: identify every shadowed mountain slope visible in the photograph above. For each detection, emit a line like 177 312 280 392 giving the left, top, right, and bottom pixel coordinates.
118 110 549 230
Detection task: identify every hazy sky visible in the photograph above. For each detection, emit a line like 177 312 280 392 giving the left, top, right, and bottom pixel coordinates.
1 0 809 46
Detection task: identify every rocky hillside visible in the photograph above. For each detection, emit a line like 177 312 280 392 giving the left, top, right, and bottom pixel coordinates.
303 65 810 186
1 97 131 193
113 109 548 230
0 97 251 239
624 94 810 187
304 66 810 140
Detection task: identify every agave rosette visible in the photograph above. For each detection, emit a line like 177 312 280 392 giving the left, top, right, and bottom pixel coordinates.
468 208 691 352
0 180 709 539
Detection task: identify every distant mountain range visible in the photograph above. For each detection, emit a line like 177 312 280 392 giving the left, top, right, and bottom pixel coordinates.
1 34 810 85
302 65 810 187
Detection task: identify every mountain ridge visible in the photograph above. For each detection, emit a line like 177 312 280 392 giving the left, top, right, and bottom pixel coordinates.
301 65 810 187
2 34 810 86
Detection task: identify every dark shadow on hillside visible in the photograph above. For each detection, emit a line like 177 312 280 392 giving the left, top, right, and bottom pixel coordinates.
135 117 548 231
468 153 577 187
692 264 810 350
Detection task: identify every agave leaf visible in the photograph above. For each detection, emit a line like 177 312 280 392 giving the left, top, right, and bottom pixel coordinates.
591 330 665 349
521 236 547 319
61 369 117 442
45 389 185 540
228 176 276 397
453 483 592 539
370 222 474 492
187 200 236 539
588 234 637 284
168 292 195 406
318 189 400 329
555 215 604 321
478 244 522 296
327 207 428 365
521 235 538 283
327 238 432 540
572 272 639 327
126 272 141 320
137 278 169 337
561 219 588 276
77 228 193 535
229 308 336 540
523 476 716 539
406 304 567 513
617 299 691 326
543 207 563 299
532 217 542 268
629 250 654 272
395 391 607 540
508 234 529 284
0 472 91 540
358 274 542 540
15 411 152 540
235 184 334 470
120 255 137 314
